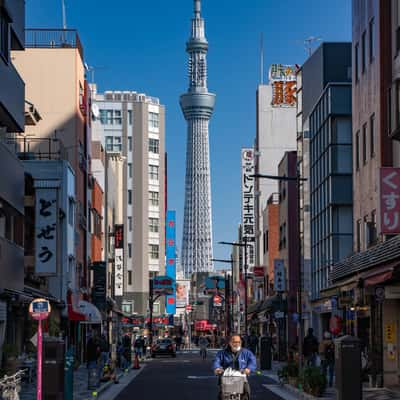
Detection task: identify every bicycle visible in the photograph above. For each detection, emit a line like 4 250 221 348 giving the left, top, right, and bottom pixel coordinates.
0 369 26 400
220 375 248 400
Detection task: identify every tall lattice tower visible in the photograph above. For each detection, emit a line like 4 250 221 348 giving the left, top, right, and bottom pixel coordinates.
180 0 215 277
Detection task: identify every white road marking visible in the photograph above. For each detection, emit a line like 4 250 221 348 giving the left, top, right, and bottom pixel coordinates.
187 376 217 380
263 384 299 400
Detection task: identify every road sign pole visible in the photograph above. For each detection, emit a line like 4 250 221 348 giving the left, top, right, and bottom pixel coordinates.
37 319 43 400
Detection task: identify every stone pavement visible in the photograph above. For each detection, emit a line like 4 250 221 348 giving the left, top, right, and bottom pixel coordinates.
18 363 146 400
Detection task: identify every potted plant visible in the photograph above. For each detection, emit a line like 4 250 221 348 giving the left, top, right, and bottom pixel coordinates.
300 366 327 397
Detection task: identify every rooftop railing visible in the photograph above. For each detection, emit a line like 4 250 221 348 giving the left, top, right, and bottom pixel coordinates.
25 29 84 60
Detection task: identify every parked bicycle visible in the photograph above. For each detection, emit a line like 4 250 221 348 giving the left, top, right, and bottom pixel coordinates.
0 369 26 400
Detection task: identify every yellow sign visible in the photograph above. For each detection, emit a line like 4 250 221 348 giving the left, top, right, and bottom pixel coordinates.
385 323 395 343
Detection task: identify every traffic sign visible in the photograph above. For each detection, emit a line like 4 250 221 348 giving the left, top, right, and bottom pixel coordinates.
29 298 51 321
274 311 284 319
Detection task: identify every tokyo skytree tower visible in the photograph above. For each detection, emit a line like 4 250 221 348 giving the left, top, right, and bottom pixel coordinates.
180 0 215 277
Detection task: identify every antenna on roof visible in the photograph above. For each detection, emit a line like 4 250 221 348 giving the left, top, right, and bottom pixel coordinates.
62 0 67 30
260 33 264 85
304 36 322 56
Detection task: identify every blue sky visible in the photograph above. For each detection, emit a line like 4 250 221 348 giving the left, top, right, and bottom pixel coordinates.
27 0 351 263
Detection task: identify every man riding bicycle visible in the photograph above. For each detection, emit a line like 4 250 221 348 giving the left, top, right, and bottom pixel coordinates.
213 334 256 400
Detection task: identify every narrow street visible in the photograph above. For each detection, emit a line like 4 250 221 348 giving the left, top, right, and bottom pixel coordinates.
115 350 285 400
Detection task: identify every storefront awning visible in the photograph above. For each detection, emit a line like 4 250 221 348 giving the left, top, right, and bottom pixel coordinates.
77 300 102 324
361 267 394 287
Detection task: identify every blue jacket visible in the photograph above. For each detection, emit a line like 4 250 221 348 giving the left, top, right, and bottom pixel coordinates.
212 347 257 373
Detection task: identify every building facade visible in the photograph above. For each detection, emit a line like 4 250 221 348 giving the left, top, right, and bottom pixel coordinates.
180 0 215 277
255 65 297 295
92 88 166 315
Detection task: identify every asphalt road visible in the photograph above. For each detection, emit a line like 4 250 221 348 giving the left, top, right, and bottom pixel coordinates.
115 350 286 400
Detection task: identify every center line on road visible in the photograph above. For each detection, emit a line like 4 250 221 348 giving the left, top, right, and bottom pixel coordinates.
187 376 217 380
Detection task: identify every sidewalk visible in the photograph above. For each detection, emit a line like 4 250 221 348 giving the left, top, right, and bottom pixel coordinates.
260 362 400 400
18 363 145 400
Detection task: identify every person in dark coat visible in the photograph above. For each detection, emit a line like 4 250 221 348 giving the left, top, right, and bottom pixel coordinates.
303 328 319 366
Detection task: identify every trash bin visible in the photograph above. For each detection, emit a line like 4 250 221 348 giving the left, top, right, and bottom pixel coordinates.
43 338 65 400
260 336 272 370
335 335 362 400
64 347 74 400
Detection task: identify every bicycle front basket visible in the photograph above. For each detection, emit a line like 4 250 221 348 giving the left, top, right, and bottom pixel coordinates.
221 376 245 394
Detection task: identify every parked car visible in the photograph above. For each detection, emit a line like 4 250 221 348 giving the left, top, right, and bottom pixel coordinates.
151 338 176 358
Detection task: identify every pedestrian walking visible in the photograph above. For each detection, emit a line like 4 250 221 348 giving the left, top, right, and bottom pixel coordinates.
98 334 109 379
319 331 335 387
134 336 144 359
199 334 209 360
175 335 182 351
247 331 259 356
303 328 319 367
86 332 100 388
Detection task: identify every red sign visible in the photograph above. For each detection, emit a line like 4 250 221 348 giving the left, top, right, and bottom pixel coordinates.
380 168 400 234
213 295 223 307
114 225 124 248
185 305 192 311
253 266 265 277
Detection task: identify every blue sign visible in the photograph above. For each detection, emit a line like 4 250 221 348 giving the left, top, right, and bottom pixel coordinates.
165 211 176 314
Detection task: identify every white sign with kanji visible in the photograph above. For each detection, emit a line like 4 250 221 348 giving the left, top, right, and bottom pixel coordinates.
115 248 124 296
274 259 286 292
241 148 255 269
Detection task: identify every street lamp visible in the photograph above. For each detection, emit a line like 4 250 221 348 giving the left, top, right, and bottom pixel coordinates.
218 239 249 335
211 258 235 336
250 172 307 370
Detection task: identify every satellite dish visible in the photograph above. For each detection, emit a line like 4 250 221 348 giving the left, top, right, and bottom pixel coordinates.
91 103 100 118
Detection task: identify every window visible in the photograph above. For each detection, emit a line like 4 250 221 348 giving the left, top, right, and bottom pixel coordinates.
128 190 132 205
106 110 113 125
128 110 132 125
128 243 132 258
362 123 367 164
105 136 122 152
370 114 375 157
356 219 361 252
355 43 359 82
114 110 122 125
68 197 75 226
369 18 375 62
128 163 132 178
149 218 159 233
355 130 360 170
128 137 132 152
122 302 132 314
0 11 9 62
128 271 132 285
99 110 107 124
149 138 159 154
149 165 159 181
149 244 159 259
128 217 132 231
149 191 159 206
148 112 159 129
396 80 400 129
361 31 366 73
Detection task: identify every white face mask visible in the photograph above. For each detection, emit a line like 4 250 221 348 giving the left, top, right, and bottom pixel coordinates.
232 345 241 352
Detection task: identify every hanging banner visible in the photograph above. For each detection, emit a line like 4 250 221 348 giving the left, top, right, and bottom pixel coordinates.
274 259 286 292
114 224 124 297
35 187 58 275
241 148 256 270
165 211 176 315
92 262 107 311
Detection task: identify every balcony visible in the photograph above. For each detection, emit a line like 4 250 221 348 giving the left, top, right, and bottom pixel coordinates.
0 61 25 132
25 29 84 60
2 0 25 50
0 237 24 291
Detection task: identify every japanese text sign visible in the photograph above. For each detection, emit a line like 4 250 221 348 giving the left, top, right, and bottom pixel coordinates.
35 188 58 275
274 259 286 292
165 210 176 314
380 168 400 234
241 148 255 269
153 276 174 295
114 224 124 296
269 64 297 107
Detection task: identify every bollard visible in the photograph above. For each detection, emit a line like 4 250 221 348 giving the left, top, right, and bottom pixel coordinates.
64 347 74 400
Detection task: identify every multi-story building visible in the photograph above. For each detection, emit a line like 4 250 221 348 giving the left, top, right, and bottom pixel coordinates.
13 28 91 299
308 43 353 336
0 0 26 360
277 151 299 350
255 65 297 295
329 1 400 387
92 88 166 315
